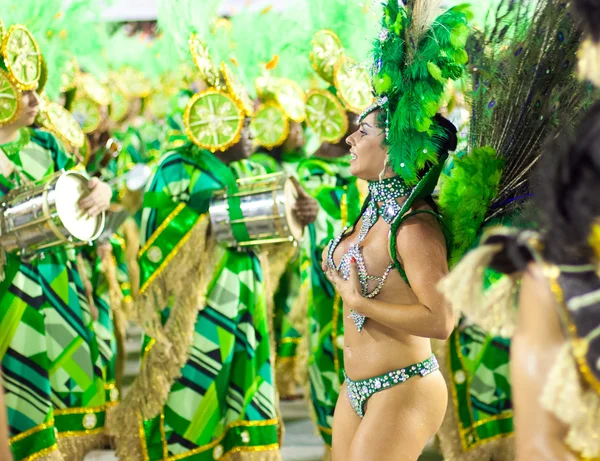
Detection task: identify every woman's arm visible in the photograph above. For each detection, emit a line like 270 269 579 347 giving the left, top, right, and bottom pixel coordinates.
328 214 453 340
512 265 575 461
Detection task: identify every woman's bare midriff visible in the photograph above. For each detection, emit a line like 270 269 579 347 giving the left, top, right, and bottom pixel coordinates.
332 200 437 381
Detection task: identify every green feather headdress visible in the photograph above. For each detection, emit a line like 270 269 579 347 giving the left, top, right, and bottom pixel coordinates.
362 1 472 186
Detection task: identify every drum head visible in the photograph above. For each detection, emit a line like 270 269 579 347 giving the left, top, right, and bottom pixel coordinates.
126 164 153 191
55 172 103 241
283 179 304 242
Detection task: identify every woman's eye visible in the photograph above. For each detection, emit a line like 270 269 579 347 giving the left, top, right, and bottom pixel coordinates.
359 130 367 136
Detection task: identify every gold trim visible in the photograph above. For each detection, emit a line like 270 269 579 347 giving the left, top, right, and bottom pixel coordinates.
459 412 513 431
139 213 206 295
251 102 290 150
20 443 60 461
1 25 41 91
188 34 220 88
57 427 104 439
160 412 169 460
143 338 156 361
183 89 245 153
220 62 255 117
54 405 106 415
9 421 55 444
305 89 348 144
280 337 302 345
137 411 151 461
317 425 333 435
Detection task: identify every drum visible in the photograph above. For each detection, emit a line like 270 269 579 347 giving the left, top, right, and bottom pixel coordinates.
0 170 105 253
209 172 303 248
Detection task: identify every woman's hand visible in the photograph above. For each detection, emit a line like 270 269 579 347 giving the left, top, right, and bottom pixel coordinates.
326 257 362 311
79 178 112 217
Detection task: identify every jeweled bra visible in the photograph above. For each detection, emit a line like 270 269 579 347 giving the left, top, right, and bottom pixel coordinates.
327 175 412 332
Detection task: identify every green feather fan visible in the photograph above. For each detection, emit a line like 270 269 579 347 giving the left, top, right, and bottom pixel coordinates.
438 147 504 267
371 2 472 186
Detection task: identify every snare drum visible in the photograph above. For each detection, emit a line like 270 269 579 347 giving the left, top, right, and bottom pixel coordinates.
0 170 105 253
209 172 303 248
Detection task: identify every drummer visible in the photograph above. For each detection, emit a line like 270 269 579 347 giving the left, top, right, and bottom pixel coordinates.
0 24 114 461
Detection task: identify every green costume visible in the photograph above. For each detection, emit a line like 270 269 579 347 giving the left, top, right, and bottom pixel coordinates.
113 145 281 461
0 129 106 461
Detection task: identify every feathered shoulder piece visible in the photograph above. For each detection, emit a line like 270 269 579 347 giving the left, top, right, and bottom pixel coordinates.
363 1 472 186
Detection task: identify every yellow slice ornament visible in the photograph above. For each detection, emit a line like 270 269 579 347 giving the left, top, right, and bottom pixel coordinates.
42 102 85 149
305 89 348 144
221 62 255 117
71 96 102 133
251 102 290 149
60 55 79 93
275 79 306 123
189 34 220 88
334 56 373 114
77 73 110 106
1 25 42 91
118 66 152 99
0 69 20 125
184 89 245 152
109 85 129 123
310 30 345 84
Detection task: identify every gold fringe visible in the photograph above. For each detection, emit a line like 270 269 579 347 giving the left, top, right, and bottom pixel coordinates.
113 217 215 460
287 274 310 391
222 448 282 460
321 447 332 461
540 343 600 458
438 244 517 337
432 339 516 461
121 217 141 302
58 432 105 461
76 253 98 321
276 357 299 399
99 245 128 394
37 449 65 461
579 39 600 88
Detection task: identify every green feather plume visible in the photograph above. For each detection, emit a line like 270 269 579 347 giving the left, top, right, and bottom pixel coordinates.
438 147 504 267
371 2 472 185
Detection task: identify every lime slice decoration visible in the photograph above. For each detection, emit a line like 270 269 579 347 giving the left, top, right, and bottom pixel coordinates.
2 25 41 91
46 102 85 148
0 69 20 124
35 94 51 128
118 66 152 99
147 89 174 119
255 73 276 100
184 89 244 152
72 97 102 133
109 86 129 123
334 57 373 114
275 79 306 123
251 102 290 149
78 73 110 106
305 90 348 143
310 30 344 84
60 55 79 92
221 62 255 117
189 34 219 88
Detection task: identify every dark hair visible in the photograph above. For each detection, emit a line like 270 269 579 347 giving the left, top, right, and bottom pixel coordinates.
433 114 458 153
535 100 600 264
573 0 600 42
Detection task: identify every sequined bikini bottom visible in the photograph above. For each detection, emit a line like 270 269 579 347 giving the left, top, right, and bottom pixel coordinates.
345 355 439 418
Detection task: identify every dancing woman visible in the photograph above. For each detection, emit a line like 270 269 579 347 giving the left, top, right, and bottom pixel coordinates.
322 2 470 459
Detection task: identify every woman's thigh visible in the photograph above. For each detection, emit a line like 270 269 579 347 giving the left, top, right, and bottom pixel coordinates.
332 382 362 461
349 371 448 461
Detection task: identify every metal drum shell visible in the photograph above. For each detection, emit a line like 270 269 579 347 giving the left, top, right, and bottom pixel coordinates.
0 170 105 254
209 173 303 248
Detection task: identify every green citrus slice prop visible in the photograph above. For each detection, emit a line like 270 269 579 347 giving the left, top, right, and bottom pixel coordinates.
109 86 129 123
334 57 373 114
72 97 102 133
0 69 20 124
46 102 85 148
184 89 244 152
2 25 41 91
118 66 152 99
251 102 290 149
310 30 344 84
305 90 348 143
78 73 110 106
147 89 173 119
275 79 306 123
221 62 254 117
255 73 276 100
189 34 220 88
60 55 79 93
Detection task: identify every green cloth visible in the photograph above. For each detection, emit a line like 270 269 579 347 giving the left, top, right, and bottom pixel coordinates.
134 144 281 460
0 129 106 460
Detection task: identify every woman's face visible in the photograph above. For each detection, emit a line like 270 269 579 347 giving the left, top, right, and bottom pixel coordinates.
15 91 40 128
346 110 391 181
